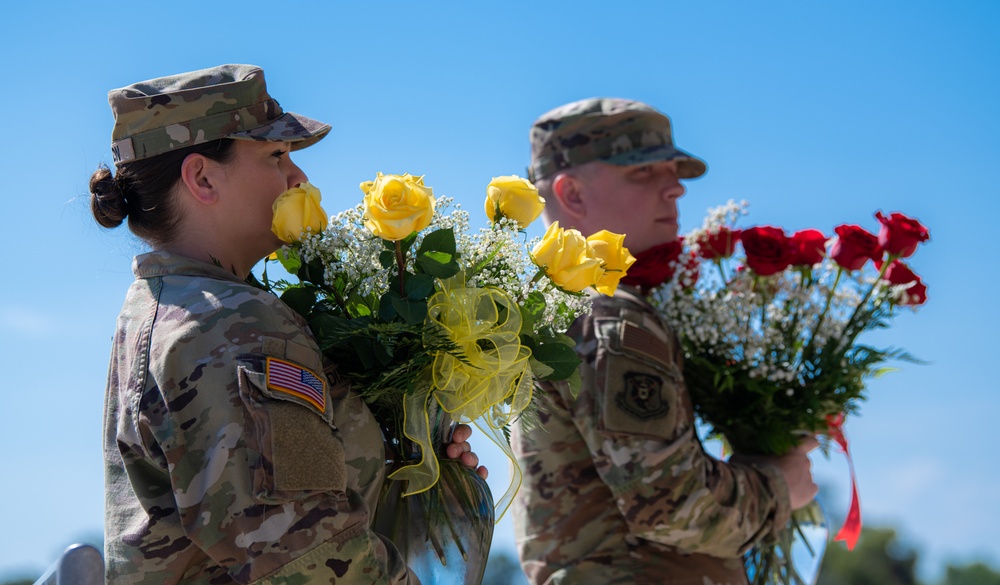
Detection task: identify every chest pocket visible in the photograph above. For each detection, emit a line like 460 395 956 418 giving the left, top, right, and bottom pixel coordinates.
595 317 687 441
237 339 347 502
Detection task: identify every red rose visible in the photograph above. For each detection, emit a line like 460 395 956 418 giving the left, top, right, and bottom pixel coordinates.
879 259 927 306
830 225 881 271
879 259 918 285
620 240 682 291
697 227 741 260
902 281 928 306
740 226 792 276
788 229 827 267
875 211 929 258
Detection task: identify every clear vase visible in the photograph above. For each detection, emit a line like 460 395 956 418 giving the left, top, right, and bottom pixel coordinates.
373 412 495 585
745 499 829 585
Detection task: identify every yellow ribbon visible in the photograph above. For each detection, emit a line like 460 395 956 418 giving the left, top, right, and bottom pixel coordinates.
389 276 533 519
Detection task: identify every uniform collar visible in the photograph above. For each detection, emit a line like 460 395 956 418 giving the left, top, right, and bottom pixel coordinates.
132 250 249 285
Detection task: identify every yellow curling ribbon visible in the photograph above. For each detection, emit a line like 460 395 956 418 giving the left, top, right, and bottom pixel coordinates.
389 276 533 519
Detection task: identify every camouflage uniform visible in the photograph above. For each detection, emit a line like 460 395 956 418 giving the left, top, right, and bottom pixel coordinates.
104 251 417 584
513 288 790 585
514 99 791 584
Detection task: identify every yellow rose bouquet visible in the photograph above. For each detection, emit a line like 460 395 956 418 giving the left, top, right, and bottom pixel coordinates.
257 173 631 584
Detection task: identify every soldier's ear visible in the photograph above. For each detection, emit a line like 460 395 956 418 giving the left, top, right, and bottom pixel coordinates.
551 172 587 219
178 153 221 205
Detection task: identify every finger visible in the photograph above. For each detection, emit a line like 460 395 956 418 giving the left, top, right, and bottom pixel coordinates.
451 442 472 460
477 465 489 480
461 451 479 468
451 424 472 444
797 436 820 452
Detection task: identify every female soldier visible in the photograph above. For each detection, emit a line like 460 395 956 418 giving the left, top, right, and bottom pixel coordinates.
90 64 484 584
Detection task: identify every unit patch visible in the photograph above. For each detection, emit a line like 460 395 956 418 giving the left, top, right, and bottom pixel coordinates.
617 371 670 420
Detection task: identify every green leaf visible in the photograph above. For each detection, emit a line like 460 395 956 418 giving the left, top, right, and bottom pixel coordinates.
519 291 546 334
414 229 459 277
379 250 396 269
870 367 899 379
398 232 418 254
280 287 316 318
379 291 400 321
531 341 581 381
416 251 461 278
565 368 582 399
418 228 457 255
405 273 435 301
276 247 302 275
308 313 352 345
523 290 546 317
244 270 267 292
528 356 555 379
391 295 428 325
349 337 379 369
297 256 325 285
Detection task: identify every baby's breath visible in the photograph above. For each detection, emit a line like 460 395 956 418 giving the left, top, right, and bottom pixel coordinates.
649 200 921 456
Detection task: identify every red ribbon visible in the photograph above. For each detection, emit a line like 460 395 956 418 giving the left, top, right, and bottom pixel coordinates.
826 413 862 550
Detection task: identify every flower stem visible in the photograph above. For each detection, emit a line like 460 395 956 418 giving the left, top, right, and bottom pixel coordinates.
395 240 406 297
842 254 895 338
801 267 842 364
715 259 728 286
518 268 548 303
332 286 349 315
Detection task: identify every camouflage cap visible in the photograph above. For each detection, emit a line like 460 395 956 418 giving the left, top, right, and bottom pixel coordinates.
108 64 331 165
528 98 706 181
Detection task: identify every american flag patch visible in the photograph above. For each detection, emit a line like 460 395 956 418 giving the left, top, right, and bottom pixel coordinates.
265 357 327 412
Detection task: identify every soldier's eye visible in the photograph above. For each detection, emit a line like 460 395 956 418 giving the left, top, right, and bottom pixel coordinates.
630 166 654 181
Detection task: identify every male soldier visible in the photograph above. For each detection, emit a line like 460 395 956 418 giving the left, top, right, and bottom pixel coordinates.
512 98 819 585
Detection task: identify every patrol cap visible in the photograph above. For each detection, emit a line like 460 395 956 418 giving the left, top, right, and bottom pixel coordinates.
528 98 706 181
108 64 331 165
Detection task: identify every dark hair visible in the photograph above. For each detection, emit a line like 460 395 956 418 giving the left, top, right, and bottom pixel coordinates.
89 139 237 246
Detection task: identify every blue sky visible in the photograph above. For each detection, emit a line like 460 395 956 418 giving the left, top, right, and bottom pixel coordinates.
1 0 997 581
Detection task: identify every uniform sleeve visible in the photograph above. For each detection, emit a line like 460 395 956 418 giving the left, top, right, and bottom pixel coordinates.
568 315 791 558
141 288 417 584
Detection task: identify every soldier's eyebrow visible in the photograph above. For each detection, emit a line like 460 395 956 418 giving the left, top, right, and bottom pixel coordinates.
626 165 654 180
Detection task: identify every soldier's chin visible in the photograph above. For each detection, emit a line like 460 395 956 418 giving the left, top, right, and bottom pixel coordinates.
653 231 680 246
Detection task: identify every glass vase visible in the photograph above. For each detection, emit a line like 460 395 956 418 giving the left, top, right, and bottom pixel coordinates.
373 411 495 585
745 499 829 585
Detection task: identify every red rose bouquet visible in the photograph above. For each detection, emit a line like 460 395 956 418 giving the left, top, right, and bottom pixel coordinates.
649 200 930 585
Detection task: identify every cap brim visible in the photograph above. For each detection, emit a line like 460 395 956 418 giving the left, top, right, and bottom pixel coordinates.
604 144 707 179
228 111 332 151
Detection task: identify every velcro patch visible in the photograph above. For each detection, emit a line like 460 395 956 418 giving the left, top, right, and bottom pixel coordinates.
265 357 327 413
620 321 671 363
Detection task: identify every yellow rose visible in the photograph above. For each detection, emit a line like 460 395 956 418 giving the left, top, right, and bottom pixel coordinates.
271 182 328 243
531 221 605 293
360 173 436 241
484 175 545 228
587 230 636 296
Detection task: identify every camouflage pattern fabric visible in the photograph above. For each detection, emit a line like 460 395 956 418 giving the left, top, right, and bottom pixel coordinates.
527 98 707 182
108 64 331 165
103 251 417 584
512 286 791 585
